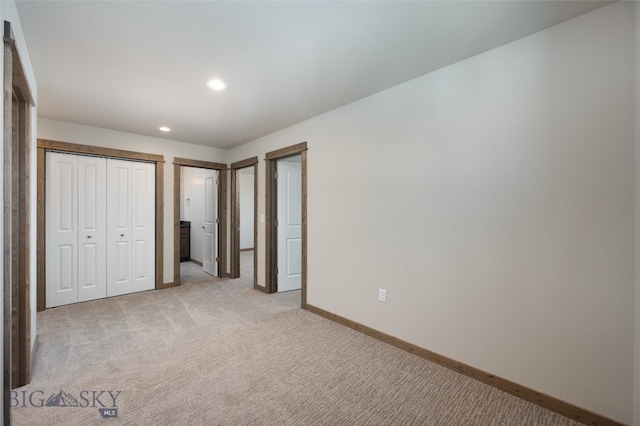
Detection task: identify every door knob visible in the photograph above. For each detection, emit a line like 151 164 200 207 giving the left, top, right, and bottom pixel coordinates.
120 233 125 237
87 235 92 239
201 226 205 229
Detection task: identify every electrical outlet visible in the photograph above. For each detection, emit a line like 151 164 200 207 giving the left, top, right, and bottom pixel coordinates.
378 288 387 303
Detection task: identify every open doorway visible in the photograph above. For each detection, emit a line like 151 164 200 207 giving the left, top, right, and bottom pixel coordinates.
180 166 219 281
230 157 258 288
173 158 227 286
264 143 307 307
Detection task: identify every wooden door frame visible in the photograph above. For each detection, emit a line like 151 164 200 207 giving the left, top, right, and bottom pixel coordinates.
173 158 228 285
36 139 166 312
230 157 258 287
4 21 35 414
264 142 307 307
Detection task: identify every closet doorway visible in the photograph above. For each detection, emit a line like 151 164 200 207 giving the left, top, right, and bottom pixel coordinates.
36 139 166 311
45 152 156 308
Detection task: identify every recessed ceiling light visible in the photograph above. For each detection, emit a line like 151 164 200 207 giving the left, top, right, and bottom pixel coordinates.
206 79 227 91
159 126 171 132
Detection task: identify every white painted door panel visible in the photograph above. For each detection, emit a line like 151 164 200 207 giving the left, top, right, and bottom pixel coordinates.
46 154 155 307
77 156 107 302
107 159 155 296
203 171 218 276
131 162 155 292
277 157 302 292
107 160 133 297
46 152 79 308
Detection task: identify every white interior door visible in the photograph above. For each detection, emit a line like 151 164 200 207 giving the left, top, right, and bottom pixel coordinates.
203 170 218 276
277 156 302 292
77 155 107 302
46 152 79 308
107 159 155 296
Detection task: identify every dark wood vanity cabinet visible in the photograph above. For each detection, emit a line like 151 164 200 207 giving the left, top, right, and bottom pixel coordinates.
180 221 190 262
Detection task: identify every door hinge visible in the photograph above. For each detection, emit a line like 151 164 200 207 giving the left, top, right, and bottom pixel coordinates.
276 268 279 274
216 178 219 185
215 218 220 224
215 257 219 262
274 172 278 179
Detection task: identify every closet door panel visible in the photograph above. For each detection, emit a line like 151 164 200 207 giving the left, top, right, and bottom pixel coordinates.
77 156 107 302
107 159 133 297
107 159 155 296
131 162 155 292
46 152 79 308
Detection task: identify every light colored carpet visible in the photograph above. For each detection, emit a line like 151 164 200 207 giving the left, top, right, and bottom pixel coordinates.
12 252 580 425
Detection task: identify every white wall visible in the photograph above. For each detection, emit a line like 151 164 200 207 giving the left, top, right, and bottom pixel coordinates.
36 117 228 284
26 2 636 423
229 3 635 423
181 166 217 263
239 168 254 250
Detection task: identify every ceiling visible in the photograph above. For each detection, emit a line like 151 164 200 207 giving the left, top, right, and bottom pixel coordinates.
16 1 610 150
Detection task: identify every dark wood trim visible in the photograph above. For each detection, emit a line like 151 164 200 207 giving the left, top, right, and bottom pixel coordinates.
265 159 276 293
173 158 228 284
4 21 34 419
240 248 254 252
253 166 258 287
264 143 307 307
37 139 166 310
36 146 45 311
37 139 164 163
3 37 33 107
154 161 166 290
4 44 32 107
173 164 180 286
230 157 258 287
174 157 227 170
218 169 228 277
3 30 11 423
300 150 307 308
13 95 30 388
36 148 44 311
230 167 239 279
304 304 623 426
264 142 307 161
230 156 258 170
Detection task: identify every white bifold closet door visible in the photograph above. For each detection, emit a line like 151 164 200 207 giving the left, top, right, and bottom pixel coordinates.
46 153 107 307
46 152 155 308
106 159 155 297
